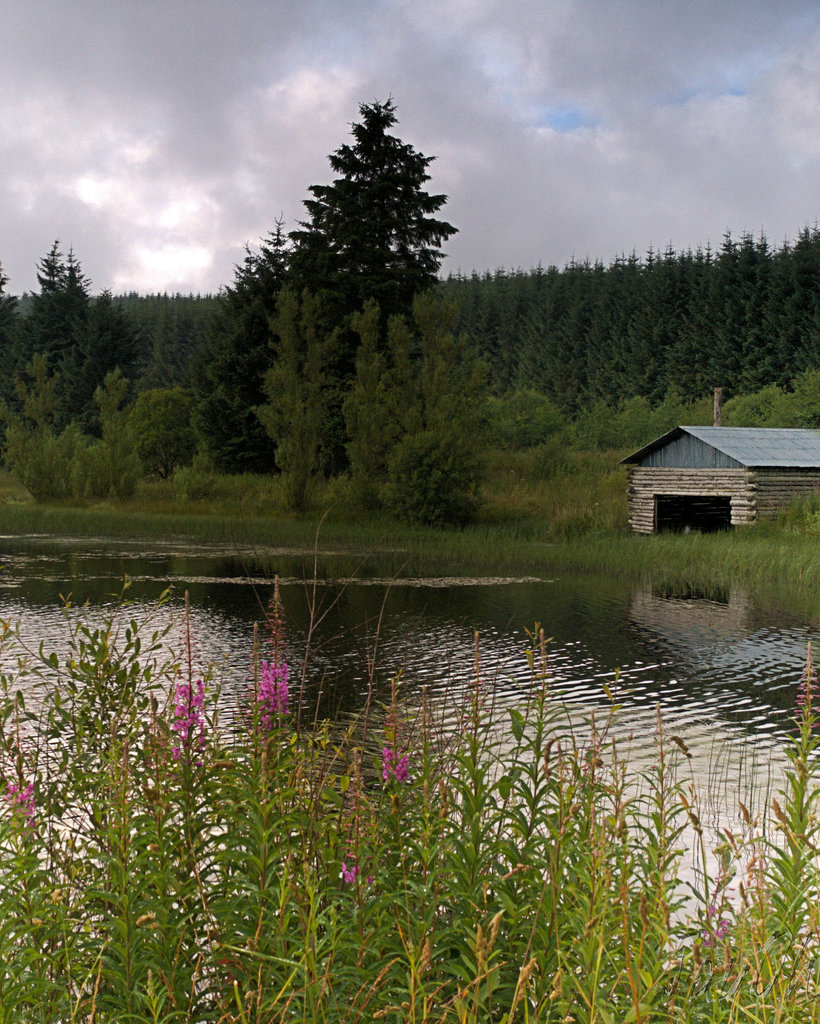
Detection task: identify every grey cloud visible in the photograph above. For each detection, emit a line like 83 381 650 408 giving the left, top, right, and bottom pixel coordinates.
1 0 820 294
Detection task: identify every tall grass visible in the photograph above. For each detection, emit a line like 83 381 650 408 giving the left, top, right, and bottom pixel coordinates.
4 451 820 595
0 586 818 1020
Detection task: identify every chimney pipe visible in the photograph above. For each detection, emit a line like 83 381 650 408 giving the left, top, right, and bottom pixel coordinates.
713 387 723 427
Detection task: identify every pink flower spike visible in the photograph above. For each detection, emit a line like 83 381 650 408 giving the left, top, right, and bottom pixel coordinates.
702 903 730 946
382 746 411 784
5 780 35 832
171 678 207 761
257 660 289 733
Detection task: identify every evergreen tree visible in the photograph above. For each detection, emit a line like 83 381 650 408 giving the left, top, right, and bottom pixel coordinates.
21 244 139 430
289 98 457 338
775 227 820 376
343 300 391 508
0 263 21 406
670 245 715 399
383 293 486 526
70 292 141 434
256 289 330 510
29 245 90 367
195 226 289 473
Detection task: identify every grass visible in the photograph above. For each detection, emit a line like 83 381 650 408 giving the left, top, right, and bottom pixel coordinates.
0 588 819 1021
1 453 820 597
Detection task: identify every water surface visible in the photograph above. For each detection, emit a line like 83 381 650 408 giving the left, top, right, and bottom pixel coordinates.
0 533 812 830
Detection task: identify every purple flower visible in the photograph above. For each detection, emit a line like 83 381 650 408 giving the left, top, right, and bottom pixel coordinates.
340 852 373 887
5 781 35 831
381 746 410 784
702 903 730 947
341 859 359 884
171 678 206 760
258 660 289 732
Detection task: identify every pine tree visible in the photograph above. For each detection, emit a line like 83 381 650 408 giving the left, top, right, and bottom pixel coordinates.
24 243 90 383
289 98 457 335
20 244 139 430
70 292 141 434
195 226 288 473
0 263 21 406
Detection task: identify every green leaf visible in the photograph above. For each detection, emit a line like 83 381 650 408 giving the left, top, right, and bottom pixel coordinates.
509 708 525 742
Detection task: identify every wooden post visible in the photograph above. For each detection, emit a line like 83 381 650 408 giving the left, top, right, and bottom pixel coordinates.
713 387 723 427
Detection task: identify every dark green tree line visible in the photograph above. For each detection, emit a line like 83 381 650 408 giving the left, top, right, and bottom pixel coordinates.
443 228 820 414
11 113 820 507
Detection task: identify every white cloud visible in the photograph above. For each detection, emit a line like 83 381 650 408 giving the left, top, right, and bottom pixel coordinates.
1 0 820 293
116 243 214 294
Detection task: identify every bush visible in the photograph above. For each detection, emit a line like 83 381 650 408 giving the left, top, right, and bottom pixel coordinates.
723 384 793 427
778 491 820 531
171 450 217 503
386 429 481 526
131 387 197 478
2 420 88 500
517 436 572 480
2 364 141 501
484 388 563 449
571 389 713 451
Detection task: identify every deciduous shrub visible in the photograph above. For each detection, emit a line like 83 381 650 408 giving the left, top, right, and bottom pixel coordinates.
131 386 197 479
386 428 481 526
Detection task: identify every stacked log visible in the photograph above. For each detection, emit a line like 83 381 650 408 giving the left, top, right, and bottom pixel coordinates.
626 467 752 533
752 468 820 519
626 465 820 532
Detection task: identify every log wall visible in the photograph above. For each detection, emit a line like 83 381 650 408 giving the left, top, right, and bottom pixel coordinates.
752 468 820 519
625 467 752 533
626 465 820 532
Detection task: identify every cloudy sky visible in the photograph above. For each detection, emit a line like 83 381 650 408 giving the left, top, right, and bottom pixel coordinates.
2 0 820 296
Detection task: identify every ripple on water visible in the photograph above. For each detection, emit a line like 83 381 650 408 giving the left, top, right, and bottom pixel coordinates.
0 542 812 833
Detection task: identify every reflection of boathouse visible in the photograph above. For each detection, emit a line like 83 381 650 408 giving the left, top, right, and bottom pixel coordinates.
621 426 820 533
630 585 752 640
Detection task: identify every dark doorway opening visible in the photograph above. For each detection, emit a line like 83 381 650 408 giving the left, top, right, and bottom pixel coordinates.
655 495 732 533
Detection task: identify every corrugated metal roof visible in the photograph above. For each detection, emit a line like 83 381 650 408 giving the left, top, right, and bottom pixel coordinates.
621 426 820 467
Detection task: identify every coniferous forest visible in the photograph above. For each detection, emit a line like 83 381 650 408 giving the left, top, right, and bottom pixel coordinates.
3 97 820 524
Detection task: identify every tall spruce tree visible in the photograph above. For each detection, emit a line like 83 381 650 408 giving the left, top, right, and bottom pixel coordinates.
288 97 457 338
21 243 138 430
24 243 90 383
72 292 141 435
0 263 20 406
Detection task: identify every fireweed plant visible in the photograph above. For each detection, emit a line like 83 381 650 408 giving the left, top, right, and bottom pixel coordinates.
0 588 818 1021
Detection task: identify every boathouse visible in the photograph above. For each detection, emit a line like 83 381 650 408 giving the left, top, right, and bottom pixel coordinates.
621 426 820 533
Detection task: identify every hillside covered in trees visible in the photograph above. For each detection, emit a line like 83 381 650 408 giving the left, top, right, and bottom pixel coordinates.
2 96 820 525
443 228 820 408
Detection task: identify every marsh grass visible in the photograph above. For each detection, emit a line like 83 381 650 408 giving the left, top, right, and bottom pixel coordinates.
0 585 818 1021
4 447 820 594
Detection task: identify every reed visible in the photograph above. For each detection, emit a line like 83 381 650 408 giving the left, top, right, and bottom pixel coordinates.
0 588 817 1021
3 453 820 595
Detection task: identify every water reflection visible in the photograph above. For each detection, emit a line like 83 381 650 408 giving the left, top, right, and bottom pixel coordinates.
1 533 811 906
0 535 812 726
0 535 811 788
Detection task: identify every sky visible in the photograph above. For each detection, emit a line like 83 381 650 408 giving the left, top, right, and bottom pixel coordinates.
2 0 820 296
